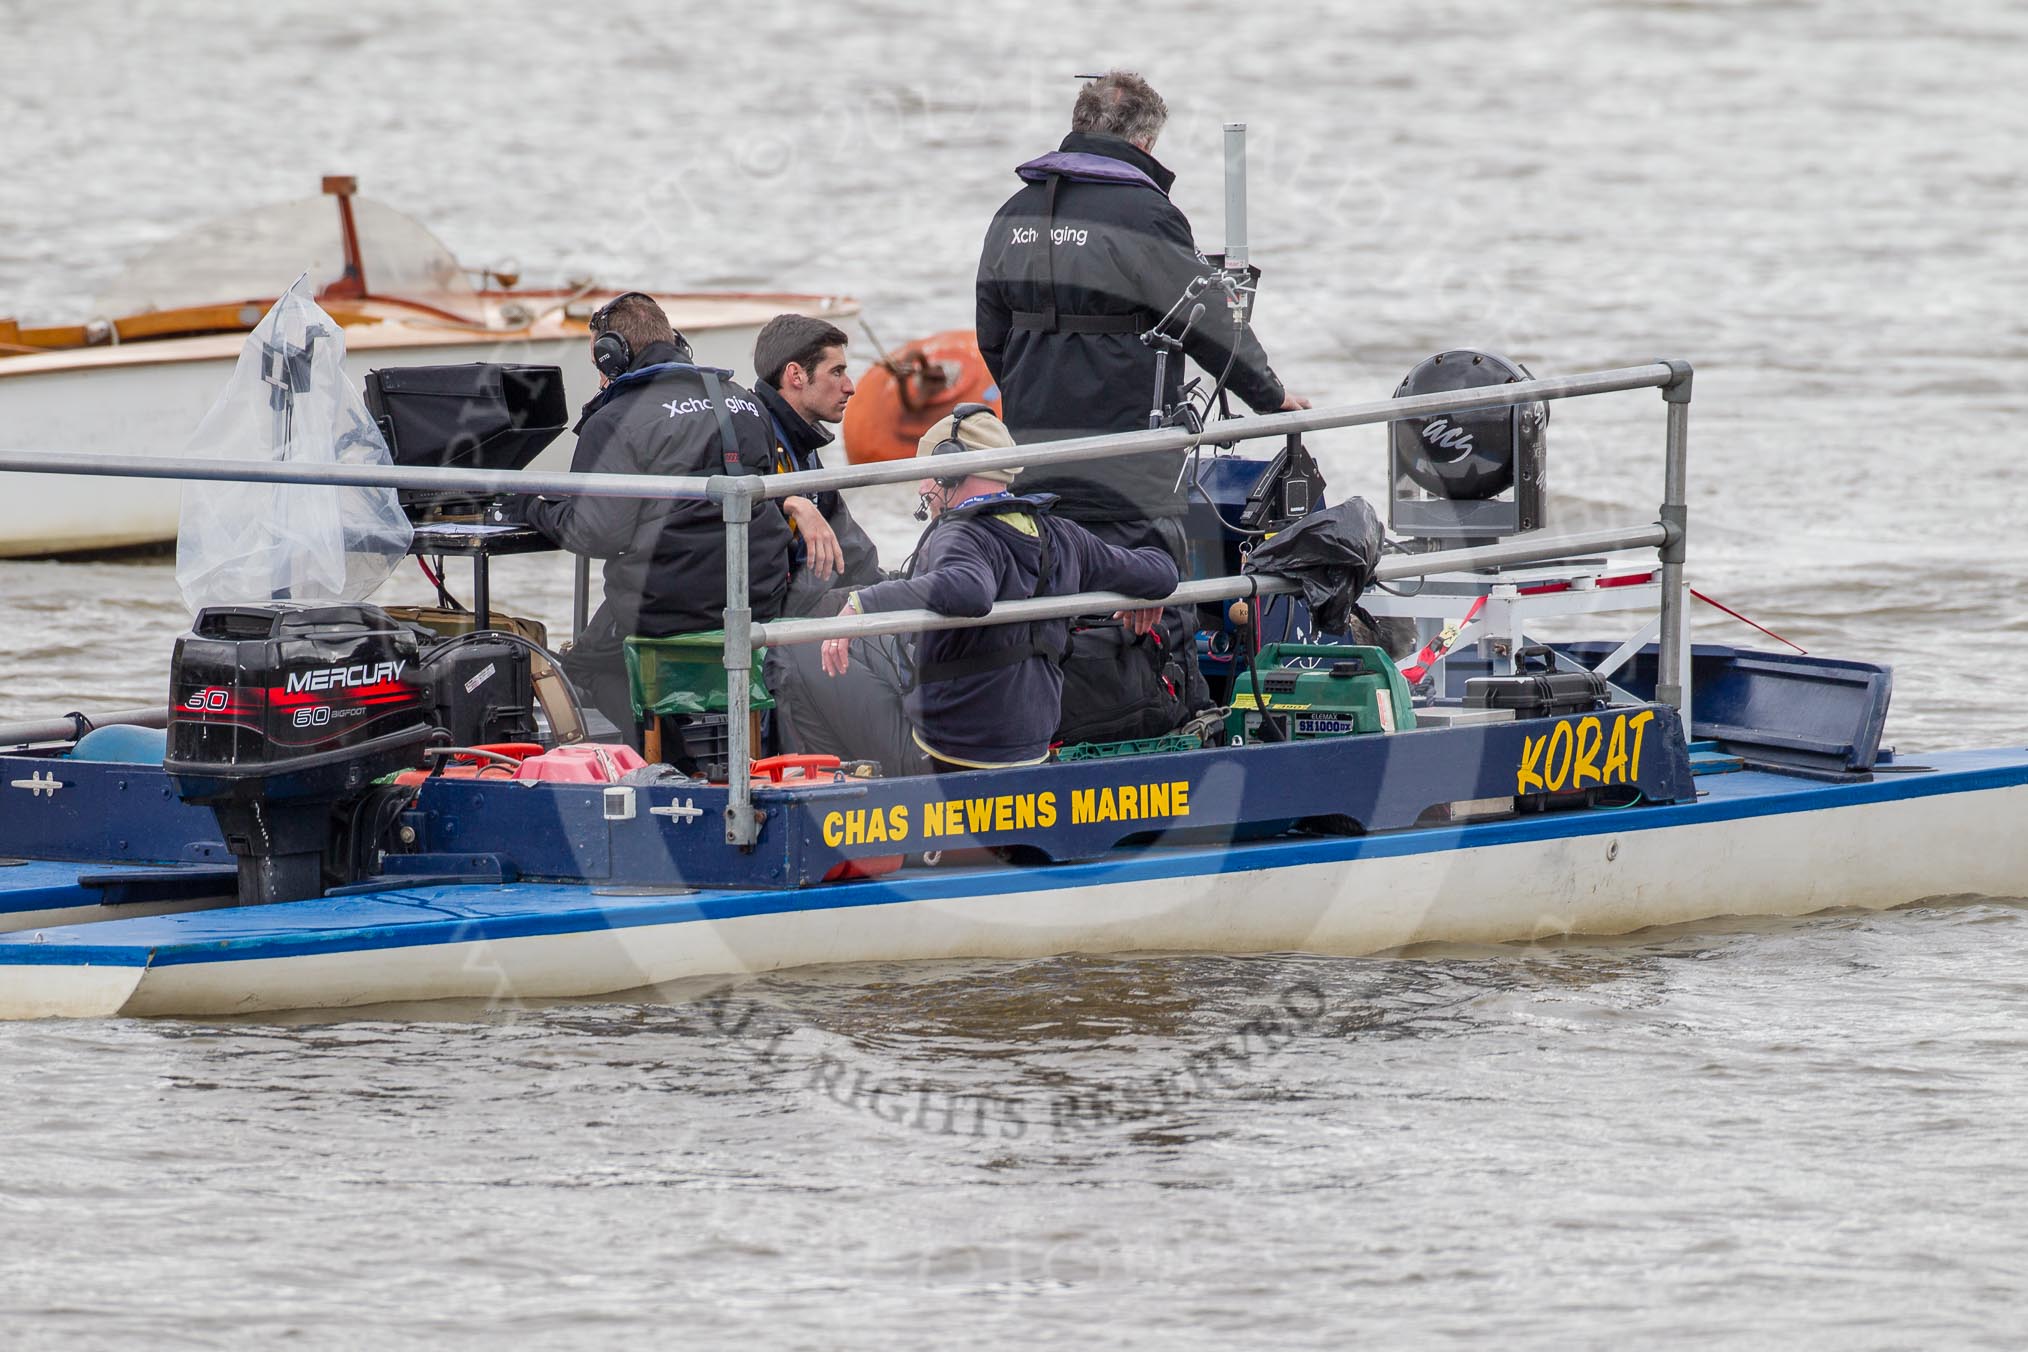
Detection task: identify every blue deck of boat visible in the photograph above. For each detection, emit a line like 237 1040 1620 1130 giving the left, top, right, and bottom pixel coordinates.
0 860 224 918
5 747 2024 971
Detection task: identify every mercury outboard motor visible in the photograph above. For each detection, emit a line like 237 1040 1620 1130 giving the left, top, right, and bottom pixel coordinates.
164 604 440 906
1388 349 1549 546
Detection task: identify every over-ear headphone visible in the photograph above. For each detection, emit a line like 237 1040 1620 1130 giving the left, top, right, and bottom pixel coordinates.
589 291 654 380
915 402 1002 521
933 402 998 463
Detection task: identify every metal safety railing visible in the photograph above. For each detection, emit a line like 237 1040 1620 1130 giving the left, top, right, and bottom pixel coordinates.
0 359 1694 847
733 360 1691 845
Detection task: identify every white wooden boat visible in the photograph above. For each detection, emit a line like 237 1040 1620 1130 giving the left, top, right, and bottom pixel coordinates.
0 178 854 556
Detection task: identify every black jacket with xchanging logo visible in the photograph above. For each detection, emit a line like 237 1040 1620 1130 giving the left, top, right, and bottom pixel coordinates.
525 341 792 639
976 132 1286 522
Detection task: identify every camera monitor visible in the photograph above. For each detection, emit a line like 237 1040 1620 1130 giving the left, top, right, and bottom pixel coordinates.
364 363 568 518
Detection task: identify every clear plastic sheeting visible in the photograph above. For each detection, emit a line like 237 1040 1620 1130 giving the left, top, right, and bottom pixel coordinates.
95 198 341 317
175 280 413 614
93 196 484 322
347 197 483 319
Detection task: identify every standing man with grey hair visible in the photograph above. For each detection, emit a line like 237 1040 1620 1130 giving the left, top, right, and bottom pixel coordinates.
976 69 1308 714
977 68 1308 525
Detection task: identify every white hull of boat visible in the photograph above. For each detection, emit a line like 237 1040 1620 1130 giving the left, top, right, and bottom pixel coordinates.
7 774 2022 1020
0 302 841 556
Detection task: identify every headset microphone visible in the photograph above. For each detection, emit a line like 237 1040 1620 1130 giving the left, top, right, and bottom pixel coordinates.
914 403 999 522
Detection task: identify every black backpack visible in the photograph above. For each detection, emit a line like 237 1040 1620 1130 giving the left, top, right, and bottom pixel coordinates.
1053 620 1189 747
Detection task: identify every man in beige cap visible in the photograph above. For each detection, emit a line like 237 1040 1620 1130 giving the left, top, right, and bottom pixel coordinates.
820 405 1178 772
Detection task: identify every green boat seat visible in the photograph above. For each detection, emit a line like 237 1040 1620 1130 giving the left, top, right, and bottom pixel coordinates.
624 631 773 766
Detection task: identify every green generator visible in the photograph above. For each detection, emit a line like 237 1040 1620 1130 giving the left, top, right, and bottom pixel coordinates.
1225 644 1416 744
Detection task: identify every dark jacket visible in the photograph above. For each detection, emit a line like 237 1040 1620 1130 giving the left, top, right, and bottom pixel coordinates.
525 341 792 638
849 493 1180 766
755 379 882 616
976 132 1286 523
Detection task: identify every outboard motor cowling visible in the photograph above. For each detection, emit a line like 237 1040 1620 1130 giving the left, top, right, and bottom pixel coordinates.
165 604 439 906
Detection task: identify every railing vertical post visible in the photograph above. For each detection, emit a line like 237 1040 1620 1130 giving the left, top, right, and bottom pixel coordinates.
1656 361 1694 716
572 555 590 643
719 478 760 848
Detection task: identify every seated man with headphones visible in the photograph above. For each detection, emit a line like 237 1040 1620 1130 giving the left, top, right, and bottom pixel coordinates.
513 292 793 746
818 405 1179 773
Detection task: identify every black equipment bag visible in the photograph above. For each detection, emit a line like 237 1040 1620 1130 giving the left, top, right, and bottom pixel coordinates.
1053 621 1189 747
1241 498 1386 636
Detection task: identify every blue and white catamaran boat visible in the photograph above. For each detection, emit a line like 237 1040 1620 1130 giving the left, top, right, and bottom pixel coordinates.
4 128 2021 1022
3 348 2025 1022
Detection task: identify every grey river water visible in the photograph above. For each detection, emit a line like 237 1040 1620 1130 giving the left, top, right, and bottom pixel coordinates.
4 1 2028 1346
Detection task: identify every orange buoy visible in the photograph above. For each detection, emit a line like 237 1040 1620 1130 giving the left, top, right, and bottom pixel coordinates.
841 329 1002 464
